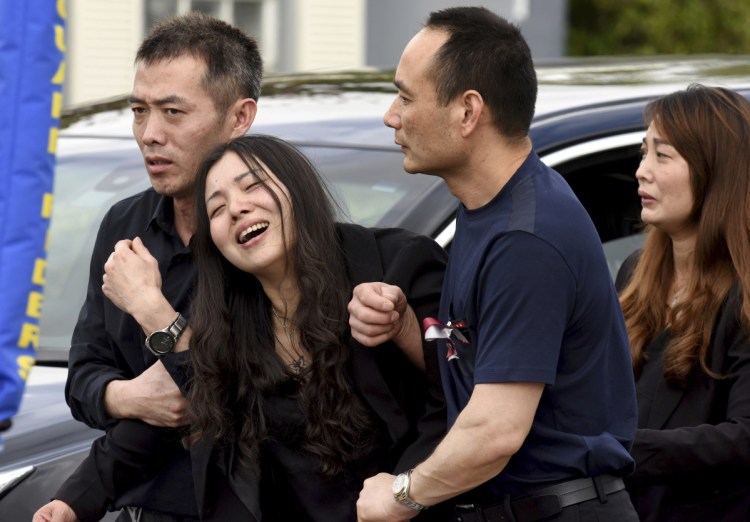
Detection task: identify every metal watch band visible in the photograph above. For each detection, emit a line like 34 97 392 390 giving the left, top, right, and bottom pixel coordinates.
398 495 429 512
394 469 429 511
166 312 187 338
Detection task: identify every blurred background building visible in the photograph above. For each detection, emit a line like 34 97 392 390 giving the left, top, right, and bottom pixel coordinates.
62 0 567 108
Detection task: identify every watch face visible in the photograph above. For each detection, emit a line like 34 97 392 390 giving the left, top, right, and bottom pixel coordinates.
149 331 175 355
393 473 407 495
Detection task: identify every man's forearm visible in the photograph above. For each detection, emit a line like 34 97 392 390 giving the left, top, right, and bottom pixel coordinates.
408 410 514 505
408 382 544 506
102 359 188 427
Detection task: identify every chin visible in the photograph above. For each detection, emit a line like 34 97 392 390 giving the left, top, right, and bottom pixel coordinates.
402 160 424 175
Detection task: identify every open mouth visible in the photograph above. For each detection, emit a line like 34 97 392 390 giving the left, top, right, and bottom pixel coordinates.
238 222 270 244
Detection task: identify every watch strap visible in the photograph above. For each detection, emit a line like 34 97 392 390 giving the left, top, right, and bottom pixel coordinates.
394 469 429 511
166 312 187 339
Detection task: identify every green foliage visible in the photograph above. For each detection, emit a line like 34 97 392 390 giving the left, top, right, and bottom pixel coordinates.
569 0 750 55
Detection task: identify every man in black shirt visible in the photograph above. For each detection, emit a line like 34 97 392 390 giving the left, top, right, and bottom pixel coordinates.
37 12 262 522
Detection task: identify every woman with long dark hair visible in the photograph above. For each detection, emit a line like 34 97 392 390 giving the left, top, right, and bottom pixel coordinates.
617 85 750 521
185 134 448 520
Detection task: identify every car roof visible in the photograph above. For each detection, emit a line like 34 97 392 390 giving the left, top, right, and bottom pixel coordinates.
60 55 750 148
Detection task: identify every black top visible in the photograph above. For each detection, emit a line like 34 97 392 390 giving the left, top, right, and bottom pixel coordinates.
617 251 750 521
260 380 387 522
65 187 198 516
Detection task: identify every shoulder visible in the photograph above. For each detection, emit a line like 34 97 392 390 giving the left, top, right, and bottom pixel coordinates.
615 249 642 293
102 187 161 227
336 222 446 287
336 222 443 258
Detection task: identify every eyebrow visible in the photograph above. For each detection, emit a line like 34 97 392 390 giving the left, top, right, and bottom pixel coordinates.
642 137 673 147
205 171 254 204
129 94 189 106
393 79 413 97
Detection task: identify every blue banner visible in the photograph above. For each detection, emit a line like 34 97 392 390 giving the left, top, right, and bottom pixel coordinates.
0 0 66 423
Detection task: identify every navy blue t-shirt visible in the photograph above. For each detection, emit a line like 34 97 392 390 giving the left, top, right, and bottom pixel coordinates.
437 152 636 496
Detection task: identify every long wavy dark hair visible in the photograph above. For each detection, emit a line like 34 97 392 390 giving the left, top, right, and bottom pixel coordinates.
185 135 375 475
620 85 750 386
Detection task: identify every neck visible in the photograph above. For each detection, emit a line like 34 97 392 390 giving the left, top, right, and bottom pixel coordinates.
445 136 532 210
261 275 300 324
172 195 195 246
671 233 696 283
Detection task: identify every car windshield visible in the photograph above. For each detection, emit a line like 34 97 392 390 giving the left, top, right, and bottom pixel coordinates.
37 135 442 362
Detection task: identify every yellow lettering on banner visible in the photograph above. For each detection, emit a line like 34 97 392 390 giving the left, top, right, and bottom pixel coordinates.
51 91 62 118
17 323 40 350
17 356 35 381
54 25 66 52
58 0 67 19
26 292 44 319
48 127 59 154
32 258 46 286
51 61 65 85
41 193 54 219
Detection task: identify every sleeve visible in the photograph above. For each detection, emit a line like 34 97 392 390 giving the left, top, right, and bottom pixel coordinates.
473 231 575 385
376 228 447 386
54 420 177 522
375 229 448 471
65 211 132 429
628 293 750 484
162 351 191 395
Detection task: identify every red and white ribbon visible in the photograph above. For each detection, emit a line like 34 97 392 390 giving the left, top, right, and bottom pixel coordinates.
423 317 467 361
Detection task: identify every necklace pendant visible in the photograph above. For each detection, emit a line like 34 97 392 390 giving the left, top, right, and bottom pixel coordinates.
289 357 307 374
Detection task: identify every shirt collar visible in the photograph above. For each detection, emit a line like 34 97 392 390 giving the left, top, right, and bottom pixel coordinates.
147 192 176 234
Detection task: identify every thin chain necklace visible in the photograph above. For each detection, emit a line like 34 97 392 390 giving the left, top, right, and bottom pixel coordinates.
271 307 308 374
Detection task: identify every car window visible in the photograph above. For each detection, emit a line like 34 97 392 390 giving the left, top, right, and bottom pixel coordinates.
550 142 646 279
298 145 435 227
39 141 148 361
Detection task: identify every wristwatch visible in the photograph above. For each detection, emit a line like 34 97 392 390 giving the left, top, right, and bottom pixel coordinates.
145 313 187 356
392 469 429 511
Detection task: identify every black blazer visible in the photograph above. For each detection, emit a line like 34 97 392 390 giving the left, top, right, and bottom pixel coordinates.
616 252 750 522
193 224 449 520
56 224 449 521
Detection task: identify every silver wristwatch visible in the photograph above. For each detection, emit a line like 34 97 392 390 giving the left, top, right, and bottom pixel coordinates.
392 469 429 511
145 313 187 356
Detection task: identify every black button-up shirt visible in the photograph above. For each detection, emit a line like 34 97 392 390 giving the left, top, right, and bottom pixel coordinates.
66 187 197 516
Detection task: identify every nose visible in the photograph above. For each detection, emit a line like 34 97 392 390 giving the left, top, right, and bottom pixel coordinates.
227 197 252 221
137 113 166 146
635 154 650 183
384 97 401 129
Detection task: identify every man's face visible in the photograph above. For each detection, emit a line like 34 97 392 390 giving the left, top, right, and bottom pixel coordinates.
130 55 234 201
384 28 462 176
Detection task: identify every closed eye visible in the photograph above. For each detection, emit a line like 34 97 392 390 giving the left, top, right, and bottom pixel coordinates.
209 204 225 219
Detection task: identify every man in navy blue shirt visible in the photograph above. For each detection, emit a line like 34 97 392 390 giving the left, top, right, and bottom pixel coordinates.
354 7 638 522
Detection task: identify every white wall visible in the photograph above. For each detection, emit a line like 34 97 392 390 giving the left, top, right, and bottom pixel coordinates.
291 0 365 72
66 0 141 107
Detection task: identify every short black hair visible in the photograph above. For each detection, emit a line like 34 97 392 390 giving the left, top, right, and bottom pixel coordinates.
426 6 537 139
136 12 263 114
